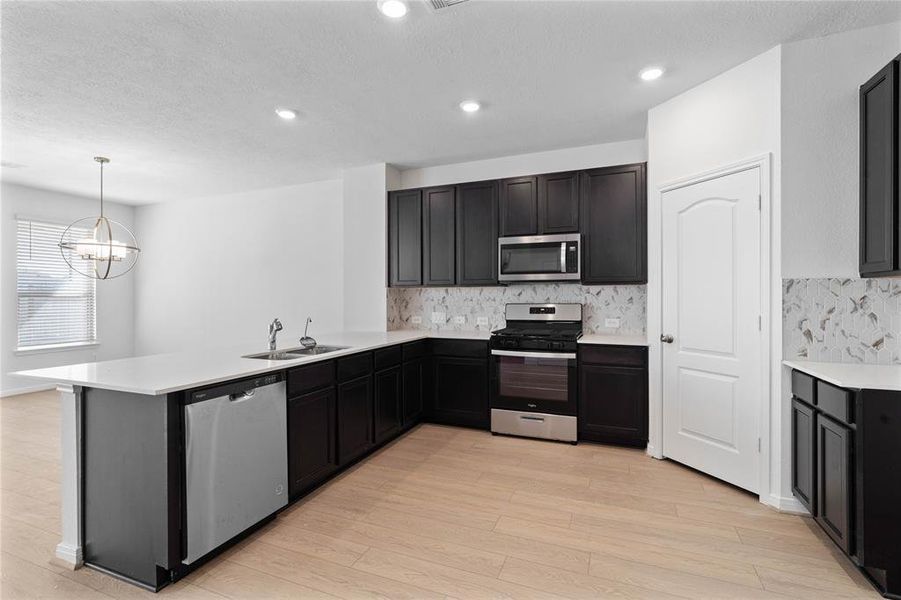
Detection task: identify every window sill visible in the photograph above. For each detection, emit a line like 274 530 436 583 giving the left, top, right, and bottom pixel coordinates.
15 341 100 356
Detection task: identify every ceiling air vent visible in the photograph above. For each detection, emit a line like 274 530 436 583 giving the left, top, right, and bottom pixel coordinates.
429 0 469 10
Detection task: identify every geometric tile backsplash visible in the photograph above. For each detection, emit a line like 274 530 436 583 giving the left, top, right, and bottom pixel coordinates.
783 278 901 365
387 284 646 336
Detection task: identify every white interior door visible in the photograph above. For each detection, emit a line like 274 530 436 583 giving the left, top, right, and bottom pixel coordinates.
661 167 761 493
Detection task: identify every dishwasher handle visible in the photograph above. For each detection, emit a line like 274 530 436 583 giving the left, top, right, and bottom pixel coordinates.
229 389 256 402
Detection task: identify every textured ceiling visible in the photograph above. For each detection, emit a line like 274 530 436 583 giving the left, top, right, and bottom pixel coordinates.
3 0 899 205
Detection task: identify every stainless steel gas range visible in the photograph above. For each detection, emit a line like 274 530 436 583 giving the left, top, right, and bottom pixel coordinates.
489 303 582 443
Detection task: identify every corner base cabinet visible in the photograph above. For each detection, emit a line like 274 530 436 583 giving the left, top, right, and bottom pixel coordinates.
790 369 901 599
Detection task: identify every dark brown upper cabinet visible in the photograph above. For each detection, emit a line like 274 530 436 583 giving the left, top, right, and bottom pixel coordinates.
580 163 647 284
859 57 900 277
538 171 580 234
422 186 456 286
456 181 498 285
388 189 422 286
499 176 538 236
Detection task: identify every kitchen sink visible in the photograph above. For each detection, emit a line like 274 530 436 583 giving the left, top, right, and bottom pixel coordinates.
292 345 349 355
242 346 349 360
242 351 309 360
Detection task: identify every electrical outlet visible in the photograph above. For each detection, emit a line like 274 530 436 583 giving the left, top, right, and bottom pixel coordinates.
453 316 465 325
604 317 621 328
476 316 489 326
411 316 422 325
431 312 446 324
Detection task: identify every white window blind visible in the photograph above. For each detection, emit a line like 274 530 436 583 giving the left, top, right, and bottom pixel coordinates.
16 218 97 350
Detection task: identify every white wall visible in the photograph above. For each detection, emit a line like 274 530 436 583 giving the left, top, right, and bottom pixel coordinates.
646 47 785 507
133 179 344 355
782 21 901 278
342 164 390 331
1 183 135 395
398 139 646 189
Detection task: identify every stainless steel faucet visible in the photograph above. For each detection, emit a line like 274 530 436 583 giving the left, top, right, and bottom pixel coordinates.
268 318 283 351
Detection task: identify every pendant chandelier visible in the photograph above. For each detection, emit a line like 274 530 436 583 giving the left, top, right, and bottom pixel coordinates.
59 157 140 280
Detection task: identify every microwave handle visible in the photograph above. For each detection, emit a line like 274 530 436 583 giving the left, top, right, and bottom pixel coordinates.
560 243 566 273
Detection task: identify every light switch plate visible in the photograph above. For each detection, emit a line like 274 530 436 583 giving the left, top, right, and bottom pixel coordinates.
476 317 489 326
453 316 465 325
431 312 446 324
604 317 621 328
411 316 422 325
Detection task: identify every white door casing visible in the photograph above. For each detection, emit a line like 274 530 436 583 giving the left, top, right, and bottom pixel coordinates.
661 166 761 493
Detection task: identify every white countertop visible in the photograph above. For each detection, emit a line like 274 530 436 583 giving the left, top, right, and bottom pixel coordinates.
12 328 655 396
783 360 901 392
11 330 491 396
578 333 648 347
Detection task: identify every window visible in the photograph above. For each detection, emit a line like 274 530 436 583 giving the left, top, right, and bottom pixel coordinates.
16 218 97 350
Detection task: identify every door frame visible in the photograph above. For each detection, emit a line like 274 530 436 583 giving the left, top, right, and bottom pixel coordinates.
650 154 773 503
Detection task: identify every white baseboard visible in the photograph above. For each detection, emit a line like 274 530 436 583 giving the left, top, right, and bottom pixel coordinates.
763 493 809 515
55 542 83 567
1 384 56 398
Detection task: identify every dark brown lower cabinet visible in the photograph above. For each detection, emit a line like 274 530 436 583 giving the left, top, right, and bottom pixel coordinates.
578 345 648 446
790 369 901 599
287 386 337 498
374 366 402 443
402 357 426 427
817 414 854 555
791 398 817 514
337 375 373 466
430 354 489 429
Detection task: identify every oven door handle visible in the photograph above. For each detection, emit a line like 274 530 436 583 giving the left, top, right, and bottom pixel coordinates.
491 349 577 360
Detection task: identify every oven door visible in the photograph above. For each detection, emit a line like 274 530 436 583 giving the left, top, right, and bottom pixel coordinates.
490 350 577 416
498 234 580 282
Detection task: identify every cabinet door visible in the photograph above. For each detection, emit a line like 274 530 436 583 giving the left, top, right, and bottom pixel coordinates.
580 164 647 284
431 356 489 429
402 358 425 427
499 176 538 236
456 181 498 285
374 366 402 444
578 363 647 446
859 60 898 276
538 171 579 234
337 375 373 465
288 387 337 497
817 415 854 555
791 399 816 515
388 189 423 286
422 186 456 286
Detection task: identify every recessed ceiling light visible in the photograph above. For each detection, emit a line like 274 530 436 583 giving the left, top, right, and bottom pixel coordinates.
459 100 480 113
275 108 297 120
639 67 664 81
377 0 408 18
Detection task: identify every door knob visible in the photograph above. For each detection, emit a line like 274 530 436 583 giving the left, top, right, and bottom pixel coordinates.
660 334 674 344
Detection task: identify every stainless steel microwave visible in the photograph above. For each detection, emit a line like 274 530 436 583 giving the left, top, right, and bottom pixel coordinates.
497 233 581 282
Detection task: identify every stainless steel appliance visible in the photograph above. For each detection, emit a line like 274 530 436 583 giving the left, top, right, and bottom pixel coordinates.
183 373 288 564
498 233 580 282
490 303 582 442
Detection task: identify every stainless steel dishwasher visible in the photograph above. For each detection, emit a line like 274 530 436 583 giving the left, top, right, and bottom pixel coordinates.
183 373 288 564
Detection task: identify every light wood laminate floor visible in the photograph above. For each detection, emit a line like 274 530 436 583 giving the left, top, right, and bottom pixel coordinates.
0 390 879 599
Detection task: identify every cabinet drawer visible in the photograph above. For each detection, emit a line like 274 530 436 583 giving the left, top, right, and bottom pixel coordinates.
287 360 335 396
337 352 373 381
402 340 428 361
817 381 854 424
374 346 402 370
580 345 647 367
430 339 487 358
791 370 817 406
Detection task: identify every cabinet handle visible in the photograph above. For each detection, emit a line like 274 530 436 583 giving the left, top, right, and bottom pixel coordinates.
660 334 674 344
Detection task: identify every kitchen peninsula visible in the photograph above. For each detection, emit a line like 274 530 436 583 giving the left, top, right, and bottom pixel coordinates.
13 328 647 591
